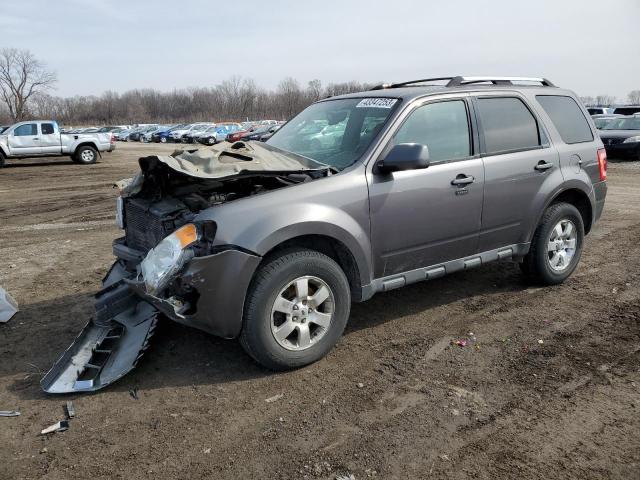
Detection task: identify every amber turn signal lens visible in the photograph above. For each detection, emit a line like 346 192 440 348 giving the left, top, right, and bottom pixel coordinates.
174 224 198 248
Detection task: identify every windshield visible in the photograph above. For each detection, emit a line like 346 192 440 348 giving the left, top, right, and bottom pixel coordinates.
267 97 399 170
601 117 640 130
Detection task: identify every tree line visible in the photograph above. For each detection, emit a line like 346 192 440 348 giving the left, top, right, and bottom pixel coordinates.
1 48 639 126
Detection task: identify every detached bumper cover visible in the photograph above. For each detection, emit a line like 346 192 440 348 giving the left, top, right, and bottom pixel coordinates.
41 285 157 394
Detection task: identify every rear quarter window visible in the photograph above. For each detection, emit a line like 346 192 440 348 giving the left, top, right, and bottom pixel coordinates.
536 95 594 144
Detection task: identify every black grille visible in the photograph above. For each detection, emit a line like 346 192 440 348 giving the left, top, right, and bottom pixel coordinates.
124 199 168 252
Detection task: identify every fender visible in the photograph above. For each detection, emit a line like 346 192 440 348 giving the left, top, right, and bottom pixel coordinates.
526 179 595 242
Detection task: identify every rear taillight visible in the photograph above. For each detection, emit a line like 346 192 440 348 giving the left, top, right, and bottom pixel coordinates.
597 148 607 181
110 133 115 144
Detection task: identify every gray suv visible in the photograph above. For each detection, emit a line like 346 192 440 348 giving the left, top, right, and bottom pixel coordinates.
42 76 607 393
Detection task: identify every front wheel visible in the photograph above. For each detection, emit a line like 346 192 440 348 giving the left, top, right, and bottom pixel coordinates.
160 137 167 143
240 249 351 370
521 202 584 285
0 151 5 168
74 145 98 165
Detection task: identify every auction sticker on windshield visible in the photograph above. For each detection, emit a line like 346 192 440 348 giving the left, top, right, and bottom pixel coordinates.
356 98 398 109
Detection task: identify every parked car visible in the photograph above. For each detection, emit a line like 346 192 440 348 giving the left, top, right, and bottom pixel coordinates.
612 106 640 115
141 125 170 143
179 123 216 143
0 125 8 134
587 107 614 115
241 124 282 141
97 126 121 133
598 114 640 160
115 129 132 141
591 114 623 130
41 76 608 393
0 120 115 167
226 125 263 142
151 124 186 143
257 124 282 142
169 123 213 142
129 125 158 142
193 125 242 145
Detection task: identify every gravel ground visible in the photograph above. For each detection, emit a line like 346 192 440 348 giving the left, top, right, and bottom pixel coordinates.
0 143 638 480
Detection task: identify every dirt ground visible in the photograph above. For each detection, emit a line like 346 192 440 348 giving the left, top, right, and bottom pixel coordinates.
0 142 638 480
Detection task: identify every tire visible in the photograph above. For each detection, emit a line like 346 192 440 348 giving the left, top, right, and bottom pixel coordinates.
207 137 215 145
521 202 584 285
74 145 98 165
160 137 167 143
0 150 5 168
240 249 351 370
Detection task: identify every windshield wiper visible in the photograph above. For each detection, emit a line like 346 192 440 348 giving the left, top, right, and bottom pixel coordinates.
263 143 337 172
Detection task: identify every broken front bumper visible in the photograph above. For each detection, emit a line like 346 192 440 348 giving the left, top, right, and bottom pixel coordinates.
41 244 261 393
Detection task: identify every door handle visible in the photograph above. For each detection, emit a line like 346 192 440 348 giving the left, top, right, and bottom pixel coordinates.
535 161 554 171
451 174 475 186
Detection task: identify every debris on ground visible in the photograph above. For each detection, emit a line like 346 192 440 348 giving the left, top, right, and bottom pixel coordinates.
356 382 364 388
336 474 356 480
453 339 468 347
0 286 19 323
40 420 69 435
129 388 139 400
265 393 283 403
538 339 545 345
65 401 75 419
0 410 20 417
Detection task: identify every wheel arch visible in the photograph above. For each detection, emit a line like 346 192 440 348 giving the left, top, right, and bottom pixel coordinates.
259 233 365 302
533 186 594 239
73 142 98 156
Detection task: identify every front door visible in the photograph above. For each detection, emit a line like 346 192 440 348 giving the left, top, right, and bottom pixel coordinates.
368 98 484 277
7 123 41 155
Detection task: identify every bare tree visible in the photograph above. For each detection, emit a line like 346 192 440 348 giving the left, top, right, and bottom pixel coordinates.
628 90 640 105
595 95 616 107
579 96 595 106
0 48 57 122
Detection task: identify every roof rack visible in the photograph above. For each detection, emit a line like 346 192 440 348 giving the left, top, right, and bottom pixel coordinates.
370 76 556 90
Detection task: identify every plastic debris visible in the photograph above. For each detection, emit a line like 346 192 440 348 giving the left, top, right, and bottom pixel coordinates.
40 420 69 435
356 382 364 388
0 410 20 417
454 339 468 347
0 286 18 323
65 401 75 419
129 387 139 400
538 339 544 345
265 393 283 403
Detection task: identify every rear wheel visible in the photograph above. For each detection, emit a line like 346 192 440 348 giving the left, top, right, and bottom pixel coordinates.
74 145 98 165
0 150 5 168
240 249 351 370
207 137 215 145
521 202 584 285
160 137 167 143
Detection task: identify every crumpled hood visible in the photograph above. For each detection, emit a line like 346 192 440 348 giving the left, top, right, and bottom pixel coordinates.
116 141 320 197
149 141 311 179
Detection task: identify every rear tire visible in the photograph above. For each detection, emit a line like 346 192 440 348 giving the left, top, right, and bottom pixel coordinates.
160 137 167 143
521 202 584 285
240 249 351 370
74 145 98 165
0 150 5 168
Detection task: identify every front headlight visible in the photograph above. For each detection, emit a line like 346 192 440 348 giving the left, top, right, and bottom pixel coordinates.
622 136 640 144
140 223 199 295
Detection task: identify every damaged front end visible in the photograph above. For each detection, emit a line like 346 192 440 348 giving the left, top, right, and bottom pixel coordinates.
42 143 330 393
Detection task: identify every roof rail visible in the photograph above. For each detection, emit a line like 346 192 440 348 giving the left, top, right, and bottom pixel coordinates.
370 76 556 90
446 76 556 87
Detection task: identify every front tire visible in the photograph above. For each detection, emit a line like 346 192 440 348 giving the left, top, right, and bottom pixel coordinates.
521 202 584 285
160 137 167 143
240 249 351 370
74 145 98 164
0 150 5 168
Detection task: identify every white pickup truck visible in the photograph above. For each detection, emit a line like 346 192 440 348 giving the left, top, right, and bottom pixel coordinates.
0 120 116 167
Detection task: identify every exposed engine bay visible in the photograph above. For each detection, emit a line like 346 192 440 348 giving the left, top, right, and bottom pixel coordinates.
121 148 332 253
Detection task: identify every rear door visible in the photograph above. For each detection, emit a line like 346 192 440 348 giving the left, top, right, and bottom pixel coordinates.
368 97 484 277
473 95 562 251
7 123 41 155
39 122 62 154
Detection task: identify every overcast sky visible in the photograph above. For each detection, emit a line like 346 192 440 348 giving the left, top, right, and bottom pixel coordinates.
2 0 638 100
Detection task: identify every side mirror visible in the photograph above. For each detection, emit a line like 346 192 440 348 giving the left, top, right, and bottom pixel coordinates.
376 143 430 174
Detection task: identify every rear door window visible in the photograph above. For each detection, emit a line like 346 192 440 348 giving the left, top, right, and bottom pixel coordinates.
41 123 55 135
476 97 541 154
536 95 593 144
